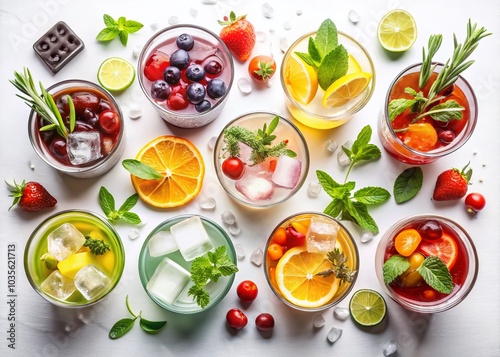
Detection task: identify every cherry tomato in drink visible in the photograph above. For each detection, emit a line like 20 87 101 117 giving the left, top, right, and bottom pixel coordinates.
226 308 248 329
248 55 276 82
272 227 287 245
98 110 120 135
465 192 486 213
221 157 245 180
236 280 258 302
255 313 275 332
267 243 284 261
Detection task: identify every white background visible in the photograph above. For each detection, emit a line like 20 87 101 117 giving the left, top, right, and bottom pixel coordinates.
1 0 499 356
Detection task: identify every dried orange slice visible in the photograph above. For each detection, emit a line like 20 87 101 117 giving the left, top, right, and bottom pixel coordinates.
131 136 205 208
394 228 421 257
419 233 458 269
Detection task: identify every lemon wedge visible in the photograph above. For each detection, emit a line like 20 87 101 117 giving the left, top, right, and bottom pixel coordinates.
322 72 372 108
284 53 318 105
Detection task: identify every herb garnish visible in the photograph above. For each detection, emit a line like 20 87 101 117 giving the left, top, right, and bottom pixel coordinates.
109 295 167 340
188 246 239 308
388 20 490 126
99 186 142 224
316 248 356 284
317 125 390 233
84 233 110 255
96 14 143 46
393 167 423 204
223 116 296 164
122 159 164 180
295 19 348 90
10 68 75 139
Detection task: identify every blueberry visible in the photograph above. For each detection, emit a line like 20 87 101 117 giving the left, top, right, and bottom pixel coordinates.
151 80 171 101
163 66 181 85
185 64 205 82
204 59 223 76
207 79 227 99
176 33 194 51
186 82 206 104
169 49 190 70
195 100 211 113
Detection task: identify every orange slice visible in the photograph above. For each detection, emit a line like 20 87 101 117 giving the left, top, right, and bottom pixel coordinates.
394 228 422 257
131 136 205 208
275 246 340 308
419 233 458 269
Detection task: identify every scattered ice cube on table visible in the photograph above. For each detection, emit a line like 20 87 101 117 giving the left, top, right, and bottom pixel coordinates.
146 257 191 305
67 131 102 165
237 78 253 94
189 8 198 17
150 23 159 31
348 10 361 24
235 244 245 260
128 228 140 240
383 340 398 356
334 307 350 321
132 45 142 59
262 3 274 18
325 140 339 154
48 223 86 261
207 136 217 150
296 10 303 16
313 314 326 328
221 210 236 225
307 181 322 198
360 230 374 243
279 37 289 53
148 231 178 257
128 102 142 119
306 216 340 253
41 270 76 300
271 156 302 188
256 31 267 42
235 175 274 201
168 16 179 25
283 21 292 30
250 248 264 266
337 140 353 167
29 161 35 170
74 265 110 300
199 196 216 210
170 216 214 261
228 222 241 236
327 326 343 343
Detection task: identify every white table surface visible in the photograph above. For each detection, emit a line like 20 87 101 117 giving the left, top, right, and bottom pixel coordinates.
1 0 499 356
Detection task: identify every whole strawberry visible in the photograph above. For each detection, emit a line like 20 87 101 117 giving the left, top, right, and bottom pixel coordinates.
432 163 472 201
218 12 256 61
6 180 57 211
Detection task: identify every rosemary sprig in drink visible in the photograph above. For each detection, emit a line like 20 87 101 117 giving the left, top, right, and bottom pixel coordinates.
10 67 75 139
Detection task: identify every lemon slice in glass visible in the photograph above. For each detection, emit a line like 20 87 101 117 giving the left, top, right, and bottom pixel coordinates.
322 72 372 108
284 53 318 105
377 9 417 52
349 289 387 327
97 57 135 92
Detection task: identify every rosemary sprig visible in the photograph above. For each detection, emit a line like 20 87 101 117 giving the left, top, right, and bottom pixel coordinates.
419 34 443 89
222 115 296 164
10 67 75 139
316 248 356 284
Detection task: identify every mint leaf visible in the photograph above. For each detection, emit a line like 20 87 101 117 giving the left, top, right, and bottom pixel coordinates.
383 255 411 284
315 19 338 58
348 125 381 164
417 256 453 294
99 186 141 224
96 28 120 42
96 14 143 46
188 284 210 309
119 31 128 46
317 45 348 90
99 186 115 216
120 212 141 225
427 100 464 122
388 98 415 122
103 14 117 29
316 170 341 196
344 200 379 233
109 318 136 340
307 38 322 65
122 159 163 180
295 51 315 67
394 167 423 204
352 125 372 151
353 186 391 205
139 318 167 334
124 20 144 33
119 193 139 212
324 198 344 218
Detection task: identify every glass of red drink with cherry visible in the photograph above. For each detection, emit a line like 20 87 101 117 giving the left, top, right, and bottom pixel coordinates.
138 25 234 128
375 214 478 313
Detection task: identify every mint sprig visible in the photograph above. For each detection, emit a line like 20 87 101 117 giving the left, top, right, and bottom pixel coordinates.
122 159 164 180
99 186 141 224
96 14 143 46
393 167 423 204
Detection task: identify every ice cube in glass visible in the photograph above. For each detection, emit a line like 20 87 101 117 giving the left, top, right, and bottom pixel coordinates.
146 257 191 305
67 131 102 165
41 270 76 300
148 230 178 257
271 155 302 188
47 223 86 261
170 216 214 261
235 174 274 201
74 264 110 300
306 216 340 252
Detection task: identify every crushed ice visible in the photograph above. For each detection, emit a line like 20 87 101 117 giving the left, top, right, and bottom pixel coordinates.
348 10 361 24
250 248 264 266
307 181 322 198
237 78 252 94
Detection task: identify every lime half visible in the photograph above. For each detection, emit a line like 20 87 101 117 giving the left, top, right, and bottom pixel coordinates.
377 9 417 52
97 57 135 92
349 289 387 327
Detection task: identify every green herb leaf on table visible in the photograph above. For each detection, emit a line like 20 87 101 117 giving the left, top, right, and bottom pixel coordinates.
99 186 142 224
383 255 411 284
417 256 453 294
122 159 164 180
109 318 137 340
394 167 423 204
139 318 167 334
96 14 143 46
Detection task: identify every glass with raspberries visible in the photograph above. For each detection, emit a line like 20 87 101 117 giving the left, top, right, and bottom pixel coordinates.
138 25 234 128
375 214 478 313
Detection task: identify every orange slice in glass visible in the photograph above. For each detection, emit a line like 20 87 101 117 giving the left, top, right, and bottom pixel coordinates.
419 233 458 269
394 228 422 257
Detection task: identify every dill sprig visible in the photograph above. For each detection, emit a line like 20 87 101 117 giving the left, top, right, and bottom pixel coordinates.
10 67 75 139
316 248 356 284
222 115 296 164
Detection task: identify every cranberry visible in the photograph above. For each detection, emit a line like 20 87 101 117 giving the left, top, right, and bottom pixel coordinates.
438 129 455 144
49 138 67 159
417 220 443 241
226 309 248 330
255 313 275 332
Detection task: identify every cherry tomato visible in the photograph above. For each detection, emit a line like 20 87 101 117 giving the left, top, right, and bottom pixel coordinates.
271 227 287 245
226 308 248 329
465 192 486 213
236 280 258 302
98 110 120 135
222 157 245 180
255 313 275 332
248 55 276 82
267 243 283 261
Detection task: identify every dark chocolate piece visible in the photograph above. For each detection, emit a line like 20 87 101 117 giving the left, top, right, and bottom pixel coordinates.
33 21 84 74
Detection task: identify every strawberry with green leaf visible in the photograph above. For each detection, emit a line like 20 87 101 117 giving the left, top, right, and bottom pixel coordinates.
218 12 256 61
6 180 57 212
432 163 472 201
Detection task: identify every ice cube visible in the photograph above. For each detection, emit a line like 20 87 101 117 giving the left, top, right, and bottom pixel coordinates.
148 231 178 257
235 174 274 201
348 9 361 24
170 216 214 261
237 78 252 94
235 244 245 260
199 196 216 210
327 326 343 343
313 314 326 328
360 230 374 243
262 3 274 18
237 142 253 164
228 222 241 236
146 257 191 305
306 216 340 253
67 131 102 165
383 340 398 356
337 140 353 167
41 270 76 300
47 223 86 261
325 140 339 154
271 156 302 188
250 248 264 266
307 181 322 197
334 307 350 321
74 265 110 300
221 210 236 225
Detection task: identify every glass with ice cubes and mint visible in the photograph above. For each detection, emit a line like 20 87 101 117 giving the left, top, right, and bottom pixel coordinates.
138 214 237 314
24 210 125 307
